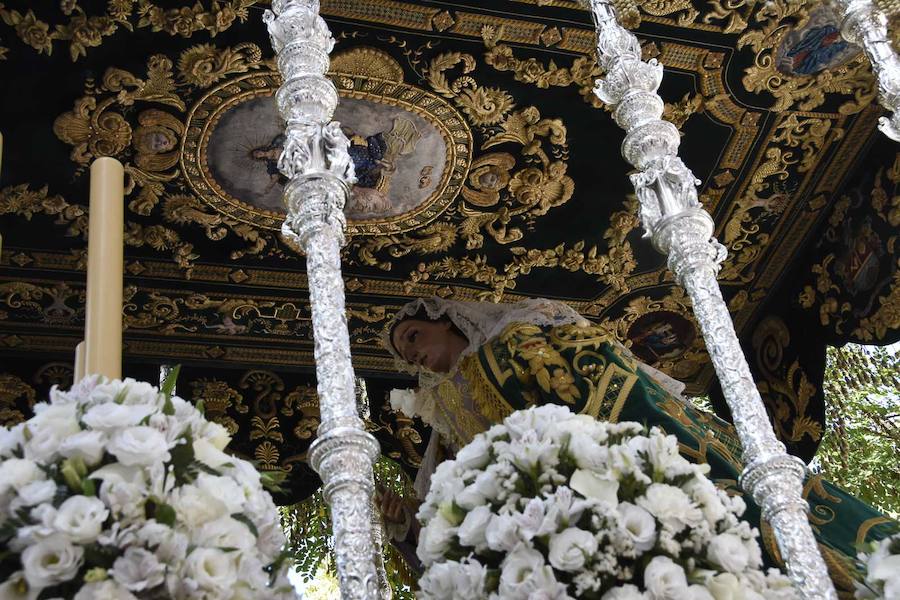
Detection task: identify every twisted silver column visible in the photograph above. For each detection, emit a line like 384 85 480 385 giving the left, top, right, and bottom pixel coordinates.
828 0 900 141
264 2 381 598
584 2 837 597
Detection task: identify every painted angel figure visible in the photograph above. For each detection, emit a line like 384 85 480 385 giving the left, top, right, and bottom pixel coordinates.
377 296 898 592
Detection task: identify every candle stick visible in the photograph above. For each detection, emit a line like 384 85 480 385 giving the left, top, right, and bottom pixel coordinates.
84 157 124 380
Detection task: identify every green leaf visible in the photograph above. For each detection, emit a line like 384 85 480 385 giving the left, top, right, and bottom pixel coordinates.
155 502 177 527
231 513 259 538
82 477 97 497
161 364 181 415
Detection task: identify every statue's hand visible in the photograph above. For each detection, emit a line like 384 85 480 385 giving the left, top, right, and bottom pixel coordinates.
376 486 407 525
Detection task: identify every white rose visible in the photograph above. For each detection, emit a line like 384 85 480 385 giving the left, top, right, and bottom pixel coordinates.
107 426 171 467
570 469 619 505
548 527 598 572
706 573 744 600
0 571 38 600
193 516 256 551
195 473 245 513
58 430 107 466
118 379 163 406
21 534 84 589
637 483 703 530
601 585 645 600
458 505 492 549
455 435 491 471
708 533 751 573
74 580 138 600
10 479 57 511
618 502 656 552
420 559 488 600
82 403 156 431
417 513 458 565
183 548 238 594
485 513 521 553
0 424 25 457
110 547 166 592
644 556 689 600
53 495 109 543
169 484 226 529
0 458 43 495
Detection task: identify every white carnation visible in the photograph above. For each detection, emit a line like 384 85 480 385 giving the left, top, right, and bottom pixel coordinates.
21 534 84 589
484 513 521 553
637 483 703 530
419 559 488 600
454 435 491 471
9 479 56 511
107 426 171 466
418 513 459 565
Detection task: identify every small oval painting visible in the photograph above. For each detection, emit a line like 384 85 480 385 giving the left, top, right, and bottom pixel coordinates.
183 72 471 236
626 311 696 366
775 7 861 76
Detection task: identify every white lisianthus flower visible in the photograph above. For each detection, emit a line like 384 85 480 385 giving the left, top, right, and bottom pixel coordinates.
10 479 56 511
110 547 166 592
484 513 521 553
618 502 656 552
418 513 459 565
706 573 744 600
637 483 703 530
419 559 488 600
0 423 25 457
499 544 568 600
73 580 139 600
23 404 80 462
601 585 646 600
0 458 43 495
53 495 109 543
107 426 171 466
58 430 107 466
169 482 228 529
567 431 609 470
21 534 84 589
644 556 689 600
685 585 716 600
454 435 491 471
570 468 619 505
458 505 492 549
183 547 238 595
118 379 163 407
82 403 156 431
707 532 751 574
193 516 257 551
646 430 683 475
548 527 598 572
0 571 38 600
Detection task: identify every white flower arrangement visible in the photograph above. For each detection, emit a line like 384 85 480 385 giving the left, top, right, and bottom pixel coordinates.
0 374 296 600
856 533 900 600
416 405 800 600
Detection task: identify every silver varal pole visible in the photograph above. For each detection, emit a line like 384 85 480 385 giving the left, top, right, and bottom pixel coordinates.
264 2 381 598
583 1 837 597
829 0 900 141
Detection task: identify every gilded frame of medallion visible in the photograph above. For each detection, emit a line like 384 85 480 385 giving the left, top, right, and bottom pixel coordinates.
181 70 473 237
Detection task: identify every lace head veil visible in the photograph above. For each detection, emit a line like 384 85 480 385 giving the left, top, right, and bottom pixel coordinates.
380 296 589 418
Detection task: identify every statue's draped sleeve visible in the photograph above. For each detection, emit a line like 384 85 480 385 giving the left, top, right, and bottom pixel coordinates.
450 321 897 592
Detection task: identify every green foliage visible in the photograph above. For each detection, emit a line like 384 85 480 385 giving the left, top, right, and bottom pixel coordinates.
814 343 900 519
281 456 418 598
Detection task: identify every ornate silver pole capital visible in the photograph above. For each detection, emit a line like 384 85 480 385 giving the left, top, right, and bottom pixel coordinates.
829 0 900 140
265 2 381 598
584 1 837 597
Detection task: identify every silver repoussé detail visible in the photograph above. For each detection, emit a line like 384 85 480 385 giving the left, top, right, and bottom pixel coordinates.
264 1 381 598
828 0 900 141
584 1 837 597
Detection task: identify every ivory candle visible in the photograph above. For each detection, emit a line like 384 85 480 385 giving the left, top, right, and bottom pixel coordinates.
84 157 124 380
74 341 86 384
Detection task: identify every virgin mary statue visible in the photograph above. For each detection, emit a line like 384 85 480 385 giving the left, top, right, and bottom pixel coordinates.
380 296 897 592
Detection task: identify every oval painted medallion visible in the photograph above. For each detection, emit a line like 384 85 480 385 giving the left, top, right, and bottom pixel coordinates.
181 71 472 236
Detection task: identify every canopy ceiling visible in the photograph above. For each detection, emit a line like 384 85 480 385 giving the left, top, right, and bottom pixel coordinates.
1 0 898 501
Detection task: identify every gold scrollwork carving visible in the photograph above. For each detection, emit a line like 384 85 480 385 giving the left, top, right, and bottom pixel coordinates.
0 373 36 426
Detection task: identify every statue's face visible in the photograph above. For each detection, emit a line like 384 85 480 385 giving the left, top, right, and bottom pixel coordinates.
391 318 468 374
